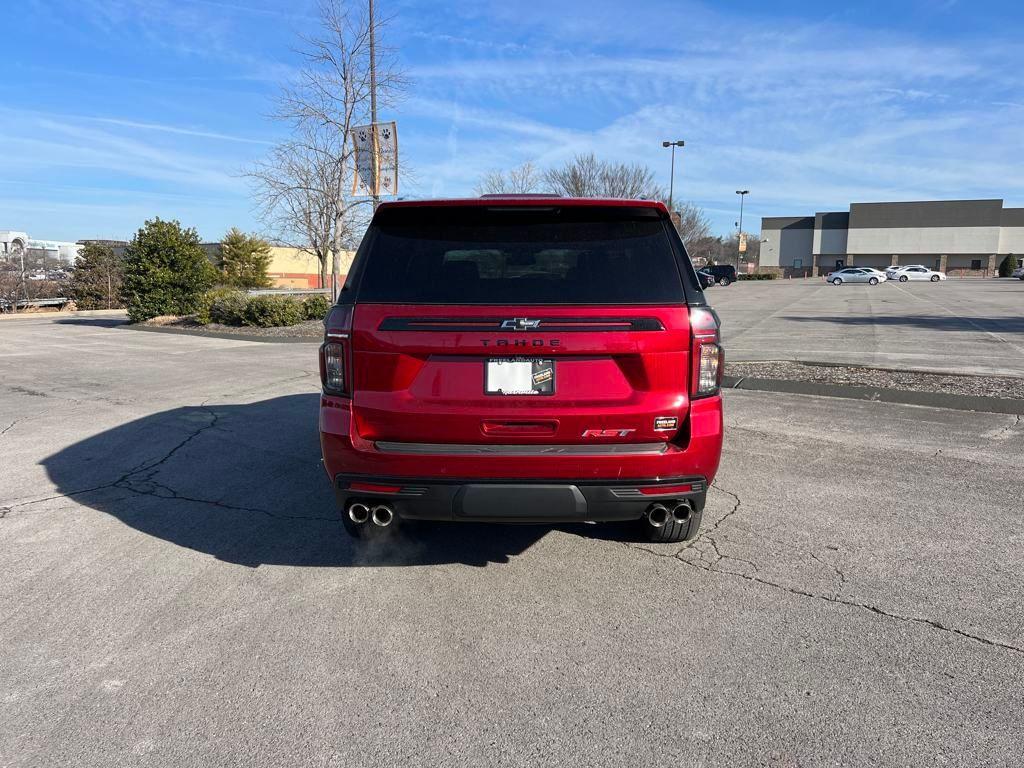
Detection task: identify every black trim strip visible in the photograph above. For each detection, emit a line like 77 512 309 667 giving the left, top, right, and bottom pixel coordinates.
378 317 665 332
609 481 706 498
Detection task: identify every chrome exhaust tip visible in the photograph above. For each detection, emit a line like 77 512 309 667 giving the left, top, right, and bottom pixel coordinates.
371 504 394 527
671 502 692 524
348 502 370 524
646 503 669 528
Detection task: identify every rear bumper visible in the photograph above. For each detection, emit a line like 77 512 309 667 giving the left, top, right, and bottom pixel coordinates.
320 393 722 522
333 474 707 522
320 394 723 482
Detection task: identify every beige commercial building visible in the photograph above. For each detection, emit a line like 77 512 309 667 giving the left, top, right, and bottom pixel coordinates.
760 199 1024 277
200 244 356 289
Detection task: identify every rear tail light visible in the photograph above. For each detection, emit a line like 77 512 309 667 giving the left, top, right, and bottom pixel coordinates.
320 304 353 397
690 307 723 398
321 342 346 393
697 343 722 394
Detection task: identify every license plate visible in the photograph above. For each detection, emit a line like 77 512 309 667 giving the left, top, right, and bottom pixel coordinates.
485 359 555 395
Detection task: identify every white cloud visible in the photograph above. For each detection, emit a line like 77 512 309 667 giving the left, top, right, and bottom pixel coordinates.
398 0 1024 229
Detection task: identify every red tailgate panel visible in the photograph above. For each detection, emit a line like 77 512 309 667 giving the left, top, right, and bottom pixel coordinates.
350 304 691 445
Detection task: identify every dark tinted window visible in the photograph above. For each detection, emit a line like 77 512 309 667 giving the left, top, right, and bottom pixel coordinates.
355 205 688 304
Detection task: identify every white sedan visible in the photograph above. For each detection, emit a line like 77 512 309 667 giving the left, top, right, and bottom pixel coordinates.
860 268 889 281
884 264 925 280
826 268 885 285
889 266 947 282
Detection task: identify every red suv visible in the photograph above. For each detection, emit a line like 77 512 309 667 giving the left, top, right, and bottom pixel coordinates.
319 197 724 542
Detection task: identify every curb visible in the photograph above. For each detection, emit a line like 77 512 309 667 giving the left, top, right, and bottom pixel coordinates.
790 360 1024 381
722 376 1024 415
725 358 1024 380
125 324 320 344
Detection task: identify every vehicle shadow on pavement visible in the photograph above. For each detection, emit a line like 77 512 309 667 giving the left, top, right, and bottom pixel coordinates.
43 394 551 568
54 317 130 328
783 314 1024 333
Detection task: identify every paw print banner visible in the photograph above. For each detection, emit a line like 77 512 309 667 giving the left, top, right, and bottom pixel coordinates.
350 121 399 197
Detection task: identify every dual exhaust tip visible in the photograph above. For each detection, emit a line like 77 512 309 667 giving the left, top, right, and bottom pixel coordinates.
351 499 687 529
347 502 394 528
646 501 692 528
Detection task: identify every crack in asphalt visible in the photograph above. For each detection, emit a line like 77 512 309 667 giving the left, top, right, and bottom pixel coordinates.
1 419 17 437
808 549 847 598
992 414 1022 441
621 484 1023 657
676 554 1024 657
690 482 742 544
224 371 318 400
0 405 337 524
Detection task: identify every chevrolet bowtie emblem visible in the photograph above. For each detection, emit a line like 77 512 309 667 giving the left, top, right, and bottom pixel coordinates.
500 318 541 330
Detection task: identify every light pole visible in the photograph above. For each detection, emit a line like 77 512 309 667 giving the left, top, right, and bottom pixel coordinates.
662 140 685 213
735 190 749 271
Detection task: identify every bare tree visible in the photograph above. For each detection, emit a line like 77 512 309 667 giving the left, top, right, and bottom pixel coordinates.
542 153 664 199
686 235 722 266
725 233 760 268
249 125 353 287
0 268 20 312
475 161 543 195
0 242 28 310
670 201 713 249
246 0 402 289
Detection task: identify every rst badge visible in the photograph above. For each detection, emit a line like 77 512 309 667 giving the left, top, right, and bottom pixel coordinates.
582 428 636 438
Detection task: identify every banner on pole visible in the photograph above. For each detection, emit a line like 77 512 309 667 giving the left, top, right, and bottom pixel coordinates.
738 232 748 253
351 121 398 197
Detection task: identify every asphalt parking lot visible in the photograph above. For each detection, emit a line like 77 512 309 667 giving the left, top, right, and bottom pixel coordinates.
714 277 1024 377
1 300 1023 767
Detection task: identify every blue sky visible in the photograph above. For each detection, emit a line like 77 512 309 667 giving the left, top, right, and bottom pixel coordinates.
2 0 1022 242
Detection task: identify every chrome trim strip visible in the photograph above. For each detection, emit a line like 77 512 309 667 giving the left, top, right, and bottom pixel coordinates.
374 441 668 456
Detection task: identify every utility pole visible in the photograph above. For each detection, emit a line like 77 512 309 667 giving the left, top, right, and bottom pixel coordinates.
369 0 379 212
661 140 685 213
735 190 749 272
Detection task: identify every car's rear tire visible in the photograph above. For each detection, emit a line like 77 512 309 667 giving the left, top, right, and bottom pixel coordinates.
831 278 842 285
899 275 909 282
868 277 878 285
930 275 940 282
640 506 702 543
718 277 731 287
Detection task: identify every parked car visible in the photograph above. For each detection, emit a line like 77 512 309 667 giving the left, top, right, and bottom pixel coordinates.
827 268 884 285
885 264 926 280
696 269 716 289
891 266 947 282
699 264 737 287
319 196 724 544
1011 266 1024 280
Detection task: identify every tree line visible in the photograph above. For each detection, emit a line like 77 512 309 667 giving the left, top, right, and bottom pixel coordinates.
476 154 719 252
69 221 274 320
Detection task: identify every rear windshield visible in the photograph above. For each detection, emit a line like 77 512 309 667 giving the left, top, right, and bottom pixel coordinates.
353 205 689 305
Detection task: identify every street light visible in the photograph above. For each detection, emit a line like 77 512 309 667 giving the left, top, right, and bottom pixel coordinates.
735 190 749 271
662 140 685 212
